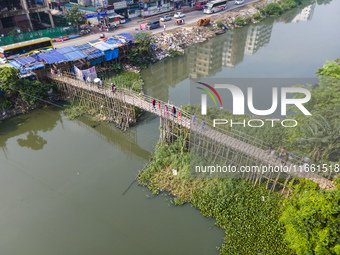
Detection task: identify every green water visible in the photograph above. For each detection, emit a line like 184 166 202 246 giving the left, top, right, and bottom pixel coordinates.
1 0 339 254
0 108 224 254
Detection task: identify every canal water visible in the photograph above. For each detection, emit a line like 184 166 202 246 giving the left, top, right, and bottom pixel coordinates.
142 0 340 107
1 1 339 254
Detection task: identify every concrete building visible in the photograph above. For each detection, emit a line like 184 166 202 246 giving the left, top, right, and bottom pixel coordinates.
244 23 273 55
187 35 224 79
291 4 315 23
0 0 55 34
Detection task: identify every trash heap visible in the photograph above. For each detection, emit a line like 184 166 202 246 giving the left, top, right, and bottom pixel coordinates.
152 27 215 60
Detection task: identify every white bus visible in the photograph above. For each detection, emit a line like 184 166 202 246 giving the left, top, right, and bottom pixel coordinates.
203 0 227 14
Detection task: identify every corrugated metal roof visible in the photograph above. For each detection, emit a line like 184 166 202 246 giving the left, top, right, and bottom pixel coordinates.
76 44 104 60
56 46 87 61
15 56 36 65
38 50 68 64
93 42 117 52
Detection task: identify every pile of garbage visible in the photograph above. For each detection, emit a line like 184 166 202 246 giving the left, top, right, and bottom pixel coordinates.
152 27 215 60
150 0 266 61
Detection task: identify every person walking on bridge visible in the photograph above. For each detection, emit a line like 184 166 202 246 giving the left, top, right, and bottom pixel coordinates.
172 106 176 117
152 99 156 110
202 119 206 131
111 83 116 94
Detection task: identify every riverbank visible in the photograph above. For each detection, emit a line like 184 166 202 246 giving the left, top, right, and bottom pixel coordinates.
138 141 294 254
149 0 311 61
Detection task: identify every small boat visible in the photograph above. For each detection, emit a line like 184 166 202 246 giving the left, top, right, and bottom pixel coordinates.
215 30 226 35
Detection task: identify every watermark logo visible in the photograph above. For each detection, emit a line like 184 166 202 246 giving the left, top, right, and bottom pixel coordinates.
196 82 223 115
197 83 311 116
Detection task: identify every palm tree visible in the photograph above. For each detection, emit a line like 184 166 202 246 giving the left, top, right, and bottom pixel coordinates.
296 115 340 162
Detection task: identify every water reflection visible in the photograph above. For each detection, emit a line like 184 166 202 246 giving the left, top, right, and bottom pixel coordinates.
0 107 62 150
142 18 275 100
141 2 321 101
17 131 47 151
74 116 151 162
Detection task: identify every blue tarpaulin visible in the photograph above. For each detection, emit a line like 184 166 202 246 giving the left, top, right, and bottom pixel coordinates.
93 43 118 61
76 44 105 65
15 56 36 65
8 60 44 74
38 50 68 64
56 46 87 61
117 33 134 42
8 61 21 69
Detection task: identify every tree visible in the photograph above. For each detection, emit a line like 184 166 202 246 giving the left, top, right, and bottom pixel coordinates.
265 3 283 15
234 17 245 26
280 186 340 255
65 6 85 27
0 67 20 93
129 32 154 67
316 60 340 78
296 115 340 162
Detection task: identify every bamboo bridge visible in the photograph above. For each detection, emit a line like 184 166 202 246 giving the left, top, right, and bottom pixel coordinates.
47 73 336 191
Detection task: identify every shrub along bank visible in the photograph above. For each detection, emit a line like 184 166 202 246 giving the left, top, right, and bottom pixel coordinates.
138 141 293 254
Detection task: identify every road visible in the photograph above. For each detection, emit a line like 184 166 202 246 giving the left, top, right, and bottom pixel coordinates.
55 0 259 48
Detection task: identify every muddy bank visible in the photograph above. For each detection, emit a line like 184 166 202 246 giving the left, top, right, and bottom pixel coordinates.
151 0 267 60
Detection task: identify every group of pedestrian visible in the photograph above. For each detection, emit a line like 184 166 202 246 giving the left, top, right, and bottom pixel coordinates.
152 100 183 120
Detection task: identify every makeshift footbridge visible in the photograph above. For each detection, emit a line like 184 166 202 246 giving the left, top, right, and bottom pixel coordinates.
47 73 336 191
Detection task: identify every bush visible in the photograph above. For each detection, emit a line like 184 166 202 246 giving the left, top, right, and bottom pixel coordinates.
209 26 215 31
279 0 298 10
234 17 245 26
265 3 283 15
244 16 252 24
252 13 263 21
216 20 224 28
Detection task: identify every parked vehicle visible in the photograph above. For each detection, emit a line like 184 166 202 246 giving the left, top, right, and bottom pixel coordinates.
235 0 244 4
147 20 160 30
175 19 185 25
160 15 172 22
195 0 208 10
174 12 185 18
197 17 210 26
204 0 227 13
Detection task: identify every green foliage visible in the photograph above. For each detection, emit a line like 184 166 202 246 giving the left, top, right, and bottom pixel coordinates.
244 16 252 24
110 63 122 73
65 6 85 27
169 48 182 57
1 97 12 110
253 12 264 21
234 17 245 26
209 26 215 31
295 115 340 163
0 67 20 93
139 142 292 254
129 32 154 67
0 67 55 105
216 20 224 28
280 188 340 255
104 71 143 92
7 27 21 37
279 0 298 10
316 60 340 78
64 105 87 120
265 3 283 15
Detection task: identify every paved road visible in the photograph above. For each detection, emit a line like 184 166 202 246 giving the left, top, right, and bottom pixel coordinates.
55 0 258 48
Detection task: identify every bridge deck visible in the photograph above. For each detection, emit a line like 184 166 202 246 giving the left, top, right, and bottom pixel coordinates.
48 73 335 190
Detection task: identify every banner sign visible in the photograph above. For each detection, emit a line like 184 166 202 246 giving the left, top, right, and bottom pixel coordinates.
85 12 107 19
74 66 97 80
